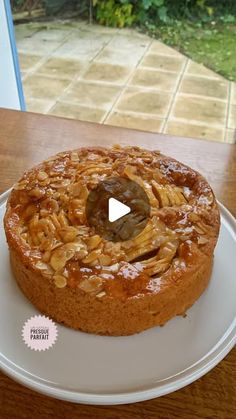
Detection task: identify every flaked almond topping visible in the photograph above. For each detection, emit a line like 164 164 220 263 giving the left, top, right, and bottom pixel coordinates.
19 225 28 234
54 275 67 288
96 291 106 298
87 153 99 160
78 276 103 293
35 261 50 270
189 213 199 222
37 171 48 181
70 241 87 252
198 194 213 206
98 254 112 266
69 182 81 198
14 180 28 190
59 226 78 243
71 151 80 161
82 249 102 264
197 237 209 245
29 187 45 199
8 146 218 289
50 179 70 189
49 170 61 177
24 204 38 219
41 198 59 213
60 192 69 204
102 263 120 273
87 235 102 250
39 237 61 252
50 246 75 271
74 248 88 260
194 225 205 234
76 226 90 235
21 233 28 242
42 251 51 263
58 210 69 227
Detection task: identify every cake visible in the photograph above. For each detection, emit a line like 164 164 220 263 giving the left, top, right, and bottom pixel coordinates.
4 146 220 336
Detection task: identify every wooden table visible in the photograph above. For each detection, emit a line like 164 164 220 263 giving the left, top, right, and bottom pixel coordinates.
0 108 235 418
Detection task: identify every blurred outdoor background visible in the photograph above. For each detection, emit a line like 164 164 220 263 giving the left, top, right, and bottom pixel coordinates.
12 0 236 143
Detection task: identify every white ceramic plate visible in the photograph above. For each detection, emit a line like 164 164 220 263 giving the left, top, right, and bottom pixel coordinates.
0 189 235 405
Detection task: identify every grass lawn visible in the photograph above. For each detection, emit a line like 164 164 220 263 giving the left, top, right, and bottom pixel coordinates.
144 20 236 82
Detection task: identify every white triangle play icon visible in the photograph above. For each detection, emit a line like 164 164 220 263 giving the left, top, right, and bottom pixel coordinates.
108 197 131 223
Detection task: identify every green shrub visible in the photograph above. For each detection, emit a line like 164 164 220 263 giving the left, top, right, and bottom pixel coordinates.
92 0 236 27
93 0 170 27
94 0 135 28
20 0 236 26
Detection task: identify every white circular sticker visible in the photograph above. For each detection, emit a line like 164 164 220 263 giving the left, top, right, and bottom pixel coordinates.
22 315 58 351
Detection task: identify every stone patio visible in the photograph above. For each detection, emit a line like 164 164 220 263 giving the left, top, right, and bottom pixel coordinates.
15 21 236 144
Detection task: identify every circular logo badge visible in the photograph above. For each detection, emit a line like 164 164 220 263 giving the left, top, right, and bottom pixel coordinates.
86 177 150 242
22 315 58 351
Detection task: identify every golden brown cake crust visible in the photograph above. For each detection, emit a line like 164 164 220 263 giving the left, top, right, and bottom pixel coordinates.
4 146 220 336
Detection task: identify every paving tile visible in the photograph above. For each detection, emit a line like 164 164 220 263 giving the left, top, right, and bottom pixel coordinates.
129 68 179 91
17 37 61 55
105 111 164 133
18 53 43 71
116 88 172 117
230 83 236 104
228 104 236 129
71 30 111 43
187 60 223 80
14 24 39 40
108 34 150 50
117 28 151 40
53 35 109 60
165 120 224 142
149 41 183 57
83 62 132 84
37 57 85 79
141 53 186 72
15 21 232 145
96 47 144 67
31 28 71 42
180 75 228 100
79 23 118 34
49 101 106 123
225 129 236 144
62 81 121 110
26 98 55 114
172 95 227 126
23 75 71 100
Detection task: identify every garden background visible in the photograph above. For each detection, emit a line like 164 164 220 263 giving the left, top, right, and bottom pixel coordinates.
11 0 236 143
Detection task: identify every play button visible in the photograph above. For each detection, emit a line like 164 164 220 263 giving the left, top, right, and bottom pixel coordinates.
86 177 150 242
108 198 131 222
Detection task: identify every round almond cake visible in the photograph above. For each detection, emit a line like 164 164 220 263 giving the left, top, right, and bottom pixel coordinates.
4 146 220 336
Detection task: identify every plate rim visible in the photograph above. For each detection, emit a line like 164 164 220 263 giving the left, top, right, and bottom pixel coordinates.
0 189 235 405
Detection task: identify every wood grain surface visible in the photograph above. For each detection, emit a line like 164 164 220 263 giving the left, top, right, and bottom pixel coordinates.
0 108 235 419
